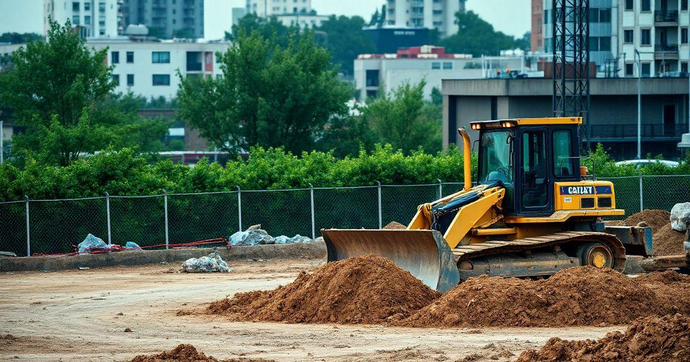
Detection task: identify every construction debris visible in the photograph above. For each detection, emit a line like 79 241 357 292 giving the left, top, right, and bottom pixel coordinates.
181 251 231 273
671 202 690 232
274 234 311 244
611 209 687 256
206 255 439 324
130 344 273 362
229 225 313 246
77 234 108 254
517 314 690 362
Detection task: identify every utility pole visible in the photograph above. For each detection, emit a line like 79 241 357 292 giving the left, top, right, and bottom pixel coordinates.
635 48 641 160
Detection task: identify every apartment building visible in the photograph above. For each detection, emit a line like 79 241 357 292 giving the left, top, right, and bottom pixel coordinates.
384 0 467 38
619 0 690 77
44 0 120 38
121 0 205 39
88 38 228 99
246 0 313 17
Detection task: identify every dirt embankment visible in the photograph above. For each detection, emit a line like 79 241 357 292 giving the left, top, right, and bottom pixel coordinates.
206 256 690 328
517 314 690 362
609 209 686 256
131 344 272 362
398 266 690 328
207 255 439 324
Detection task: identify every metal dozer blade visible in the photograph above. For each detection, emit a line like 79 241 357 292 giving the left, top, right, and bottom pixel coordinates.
321 229 460 293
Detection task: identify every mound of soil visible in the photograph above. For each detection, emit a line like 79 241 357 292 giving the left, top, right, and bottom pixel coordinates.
637 271 690 316
383 221 407 229
517 314 690 362
621 210 671 233
398 267 686 328
207 255 440 324
131 345 272 362
653 224 687 256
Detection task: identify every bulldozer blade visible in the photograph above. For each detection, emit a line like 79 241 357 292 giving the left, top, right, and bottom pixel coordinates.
321 229 460 293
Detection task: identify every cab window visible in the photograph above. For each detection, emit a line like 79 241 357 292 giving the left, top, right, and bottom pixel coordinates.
553 130 574 177
522 131 547 208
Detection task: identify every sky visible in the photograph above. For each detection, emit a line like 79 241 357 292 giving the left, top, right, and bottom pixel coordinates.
206 0 531 40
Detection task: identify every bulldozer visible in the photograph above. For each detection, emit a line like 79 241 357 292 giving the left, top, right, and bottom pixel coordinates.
322 117 653 292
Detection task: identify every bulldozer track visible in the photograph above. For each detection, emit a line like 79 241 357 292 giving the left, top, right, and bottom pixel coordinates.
453 231 627 272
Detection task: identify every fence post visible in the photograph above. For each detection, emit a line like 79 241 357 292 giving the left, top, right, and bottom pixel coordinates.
376 181 382 229
437 179 443 199
638 173 644 213
309 183 315 240
24 195 30 257
236 186 242 232
105 192 112 247
163 190 169 250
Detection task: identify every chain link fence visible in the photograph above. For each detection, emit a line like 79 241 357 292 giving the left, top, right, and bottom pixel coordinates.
1 176 689 257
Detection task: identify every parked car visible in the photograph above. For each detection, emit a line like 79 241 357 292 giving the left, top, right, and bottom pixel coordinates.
615 159 680 168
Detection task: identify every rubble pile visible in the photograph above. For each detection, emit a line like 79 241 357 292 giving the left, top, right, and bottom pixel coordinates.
181 251 231 273
229 225 312 246
612 209 688 256
130 344 272 362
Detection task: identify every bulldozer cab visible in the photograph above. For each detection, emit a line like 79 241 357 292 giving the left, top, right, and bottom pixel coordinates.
472 117 582 217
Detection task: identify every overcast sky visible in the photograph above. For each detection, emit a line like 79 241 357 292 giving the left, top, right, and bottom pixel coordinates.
206 0 531 40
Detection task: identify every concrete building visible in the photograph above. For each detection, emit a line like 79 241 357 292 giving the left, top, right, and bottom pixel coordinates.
365 27 431 54
354 46 478 102
531 0 544 51
88 38 228 100
275 13 329 29
619 0 690 77
543 0 619 75
0 0 43 35
44 0 120 38
442 78 690 159
121 0 205 39
384 0 466 38
246 0 313 17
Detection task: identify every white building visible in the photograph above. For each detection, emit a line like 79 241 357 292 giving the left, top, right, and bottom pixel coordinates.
275 13 329 29
384 0 466 38
246 0 313 17
89 38 229 100
619 0 690 77
44 0 119 38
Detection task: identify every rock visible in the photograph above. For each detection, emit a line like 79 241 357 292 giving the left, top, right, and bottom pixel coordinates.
181 251 231 273
671 203 690 232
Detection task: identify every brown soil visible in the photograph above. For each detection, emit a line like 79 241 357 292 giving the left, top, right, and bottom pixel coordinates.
383 221 407 229
131 344 272 362
653 224 687 256
398 267 690 328
637 271 690 316
621 210 671 233
517 314 690 362
207 255 439 324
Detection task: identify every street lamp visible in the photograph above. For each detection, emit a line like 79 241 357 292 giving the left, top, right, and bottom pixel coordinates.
635 48 641 160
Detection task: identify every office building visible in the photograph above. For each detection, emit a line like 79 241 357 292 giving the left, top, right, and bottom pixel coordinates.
531 0 544 51
44 0 120 38
121 0 204 39
384 0 467 38
246 0 313 17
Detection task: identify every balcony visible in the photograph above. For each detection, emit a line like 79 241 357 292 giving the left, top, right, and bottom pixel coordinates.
655 43 679 60
589 123 687 140
654 10 678 24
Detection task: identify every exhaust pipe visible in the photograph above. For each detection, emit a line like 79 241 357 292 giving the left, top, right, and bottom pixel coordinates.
458 128 472 192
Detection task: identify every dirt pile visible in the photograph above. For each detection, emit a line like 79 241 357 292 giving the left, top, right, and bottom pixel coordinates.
621 209 671 233
131 345 272 362
207 255 440 324
637 271 690 316
398 267 689 328
610 209 686 256
517 314 690 362
383 221 407 229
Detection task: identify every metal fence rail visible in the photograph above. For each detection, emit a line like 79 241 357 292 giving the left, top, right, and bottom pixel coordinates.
1 175 688 257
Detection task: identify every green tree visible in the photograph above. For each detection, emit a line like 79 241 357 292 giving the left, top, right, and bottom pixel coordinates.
178 30 351 155
315 114 378 158
363 81 442 154
0 20 168 165
226 14 294 48
442 11 524 56
0 32 43 44
317 16 376 76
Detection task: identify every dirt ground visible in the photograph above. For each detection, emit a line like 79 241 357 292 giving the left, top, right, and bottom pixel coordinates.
0 259 623 362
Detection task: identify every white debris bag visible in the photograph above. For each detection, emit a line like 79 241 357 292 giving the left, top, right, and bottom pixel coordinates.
77 234 108 254
671 202 690 232
125 242 142 251
275 234 312 244
229 225 275 246
182 251 231 273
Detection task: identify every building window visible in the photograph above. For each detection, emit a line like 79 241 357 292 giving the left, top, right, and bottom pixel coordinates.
366 90 378 99
72 2 80 11
599 9 611 23
553 130 574 178
112 74 120 86
599 36 611 51
641 63 651 77
126 51 134 63
432 62 441 70
641 29 651 46
641 0 651 12
111 52 119 65
84 2 91 11
72 15 79 25
127 74 134 86
99 2 105 12
624 29 634 43
152 74 171 86
443 62 453 70
682 62 689 74
152 51 170 63
590 36 600 51
683 0 689 11
625 0 633 10
84 16 91 25
682 28 689 44
625 63 634 76
365 70 379 87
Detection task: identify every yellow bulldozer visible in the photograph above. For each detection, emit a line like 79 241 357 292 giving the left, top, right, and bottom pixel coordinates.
323 117 655 292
